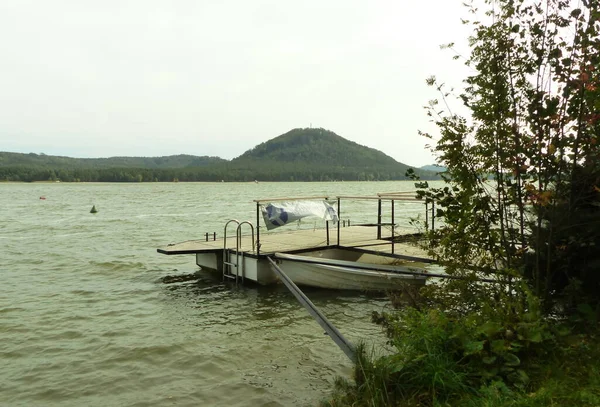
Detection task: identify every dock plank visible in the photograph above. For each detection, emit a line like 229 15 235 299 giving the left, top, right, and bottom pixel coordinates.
157 225 432 261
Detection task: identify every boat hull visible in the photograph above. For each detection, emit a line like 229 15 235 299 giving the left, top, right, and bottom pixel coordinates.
275 253 427 291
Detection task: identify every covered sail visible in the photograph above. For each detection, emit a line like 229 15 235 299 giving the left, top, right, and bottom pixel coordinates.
261 200 338 230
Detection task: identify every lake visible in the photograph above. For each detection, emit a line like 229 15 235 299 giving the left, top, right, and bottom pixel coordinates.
1 181 431 406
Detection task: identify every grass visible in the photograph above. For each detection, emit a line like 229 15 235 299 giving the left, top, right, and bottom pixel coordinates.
321 313 600 407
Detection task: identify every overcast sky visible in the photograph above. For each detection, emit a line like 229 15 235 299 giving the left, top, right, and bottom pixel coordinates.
0 0 470 167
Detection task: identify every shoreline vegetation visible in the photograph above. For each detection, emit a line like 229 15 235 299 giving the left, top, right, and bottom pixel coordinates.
322 0 600 406
0 166 438 183
0 179 428 184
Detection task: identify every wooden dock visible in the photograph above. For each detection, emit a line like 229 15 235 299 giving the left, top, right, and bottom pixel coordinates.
157 225 433 262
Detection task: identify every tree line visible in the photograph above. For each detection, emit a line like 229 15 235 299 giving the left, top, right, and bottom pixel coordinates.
0 163 437 182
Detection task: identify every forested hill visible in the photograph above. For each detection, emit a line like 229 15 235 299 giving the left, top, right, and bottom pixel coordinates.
235 128 399 167
420 164 446 173
221 128 418 182
0 128 435 182
0 152 225 169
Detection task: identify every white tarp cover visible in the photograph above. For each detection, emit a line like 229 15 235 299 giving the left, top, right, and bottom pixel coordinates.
261 200 338 230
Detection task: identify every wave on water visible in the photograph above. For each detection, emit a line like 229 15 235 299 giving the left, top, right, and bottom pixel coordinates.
132 213 192 219
160 273 208 284
68 289 98 296
159 271 228 296
88 260 147 273
0 307 27 314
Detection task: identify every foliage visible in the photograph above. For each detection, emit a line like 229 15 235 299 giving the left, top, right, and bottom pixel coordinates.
380 287 556 385
321 343 398 407
324 287 600 407
325 0 600 405
418 0 600 313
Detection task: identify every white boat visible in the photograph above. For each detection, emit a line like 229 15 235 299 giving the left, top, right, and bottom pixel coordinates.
274 251 427 290
158 193 435 291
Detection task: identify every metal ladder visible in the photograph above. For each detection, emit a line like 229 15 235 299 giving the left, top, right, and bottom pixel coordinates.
222 220 255 286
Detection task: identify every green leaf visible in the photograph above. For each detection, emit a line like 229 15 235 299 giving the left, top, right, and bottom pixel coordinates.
504 353 521 367
527 328 543 343
478 321 504 337
389 361 404 374
491 339 507 353
509 341 523 351
515 369 529 384
464 340 485 355
481 367 500 379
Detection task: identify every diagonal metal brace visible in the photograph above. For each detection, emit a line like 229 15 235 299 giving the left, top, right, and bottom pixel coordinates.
267 257 356 361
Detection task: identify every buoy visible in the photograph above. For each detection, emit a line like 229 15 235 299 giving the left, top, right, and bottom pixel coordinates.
90 205 98 214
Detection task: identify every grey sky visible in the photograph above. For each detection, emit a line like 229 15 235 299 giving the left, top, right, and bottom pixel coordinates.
0 0 469 167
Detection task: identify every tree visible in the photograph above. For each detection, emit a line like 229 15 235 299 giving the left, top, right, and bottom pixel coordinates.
421 0 600 313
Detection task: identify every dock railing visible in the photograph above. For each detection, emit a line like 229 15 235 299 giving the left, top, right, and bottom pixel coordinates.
251 192 435 255
335 192 429 254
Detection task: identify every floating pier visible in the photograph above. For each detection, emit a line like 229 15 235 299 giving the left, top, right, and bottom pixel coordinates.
158 192 436 287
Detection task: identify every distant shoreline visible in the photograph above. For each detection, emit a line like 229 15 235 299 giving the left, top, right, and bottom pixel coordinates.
1 179 432 184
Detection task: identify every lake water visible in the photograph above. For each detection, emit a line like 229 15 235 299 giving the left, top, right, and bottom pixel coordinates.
1 181 431 407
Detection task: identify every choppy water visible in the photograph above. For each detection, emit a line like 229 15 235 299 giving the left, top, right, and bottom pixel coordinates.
1 181 429 406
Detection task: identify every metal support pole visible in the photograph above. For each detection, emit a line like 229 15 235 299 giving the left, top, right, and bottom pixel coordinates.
256 202 261 255
425 201 429 231
431 200 435 231
337 198 341 245
391 199 395 254
267 257 355 361
377 199 382 239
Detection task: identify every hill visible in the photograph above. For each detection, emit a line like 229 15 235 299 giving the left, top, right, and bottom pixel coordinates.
219 128 423 182
420 164 446 173
235 128 400 167
0 128 436 182
0 152 225 169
